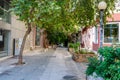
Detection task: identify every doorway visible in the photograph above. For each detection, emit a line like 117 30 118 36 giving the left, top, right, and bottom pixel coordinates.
0 30 10 57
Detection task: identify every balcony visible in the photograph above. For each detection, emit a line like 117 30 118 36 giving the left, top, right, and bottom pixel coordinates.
0 0 11 23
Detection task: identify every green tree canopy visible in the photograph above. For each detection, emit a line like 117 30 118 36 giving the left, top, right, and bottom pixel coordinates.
10 0 116 64
11 0 117 36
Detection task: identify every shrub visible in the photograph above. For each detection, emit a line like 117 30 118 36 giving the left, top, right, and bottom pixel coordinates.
73 42 80 53
79 49 87 54
68 43 74 48
86 47 120 80
68 42 80 52
86 57 99 75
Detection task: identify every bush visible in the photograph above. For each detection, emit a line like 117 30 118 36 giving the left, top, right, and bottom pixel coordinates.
86 57 99 75
79 49 87 54
86 47 120 80
73 42 80 53
87 51 95 54
68 42 80 52
68 43 74 48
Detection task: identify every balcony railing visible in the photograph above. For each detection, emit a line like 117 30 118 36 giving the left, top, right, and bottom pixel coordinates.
0 0 11 23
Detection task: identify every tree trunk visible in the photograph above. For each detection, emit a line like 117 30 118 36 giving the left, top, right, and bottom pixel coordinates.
18 23 31 64
40 29 49 48
40 29 44 48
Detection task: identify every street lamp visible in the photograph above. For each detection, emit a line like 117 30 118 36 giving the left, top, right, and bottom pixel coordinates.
98 1 107 48
98 1 107 61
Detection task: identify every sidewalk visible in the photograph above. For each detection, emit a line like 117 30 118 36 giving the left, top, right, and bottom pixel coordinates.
0 57 16 74
39 48 87 80
0 50 41 74
0 49 42 74
0 48 87 80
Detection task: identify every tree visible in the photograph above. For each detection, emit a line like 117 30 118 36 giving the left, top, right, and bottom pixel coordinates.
68 0 116 27
66 0 116 49
11 0 116 64
11 0 38 64
34 0 78 46
11 0 76 64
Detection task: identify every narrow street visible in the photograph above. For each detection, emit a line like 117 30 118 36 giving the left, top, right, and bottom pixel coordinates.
0 48 87 80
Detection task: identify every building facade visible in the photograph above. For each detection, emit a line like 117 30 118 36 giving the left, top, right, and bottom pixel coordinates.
92 13 120 51
81 1 120 51
0 0 36 58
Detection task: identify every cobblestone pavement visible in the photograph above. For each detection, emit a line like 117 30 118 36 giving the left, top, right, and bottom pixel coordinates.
0 48 87 80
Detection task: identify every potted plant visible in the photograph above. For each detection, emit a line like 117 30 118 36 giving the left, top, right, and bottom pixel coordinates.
68 43 75 53
72 49 95 62
68 42 95 62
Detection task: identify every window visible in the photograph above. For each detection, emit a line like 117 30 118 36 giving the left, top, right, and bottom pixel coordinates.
95 27 98 43
35 27 40 46
104 24 119 43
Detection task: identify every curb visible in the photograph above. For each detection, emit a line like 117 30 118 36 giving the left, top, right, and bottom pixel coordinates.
0 56 13 62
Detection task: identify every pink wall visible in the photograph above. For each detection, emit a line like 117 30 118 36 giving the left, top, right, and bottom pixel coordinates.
107 13 120 22
103 43 112 47
93 43 112 51
93 43 99 51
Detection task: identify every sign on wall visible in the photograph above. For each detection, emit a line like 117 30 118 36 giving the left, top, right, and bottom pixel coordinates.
14 38 22 55
0 35 3 41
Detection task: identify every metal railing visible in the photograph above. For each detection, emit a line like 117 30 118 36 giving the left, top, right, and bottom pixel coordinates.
0 0 11 23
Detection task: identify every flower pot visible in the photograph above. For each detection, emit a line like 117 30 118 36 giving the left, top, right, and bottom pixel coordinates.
68 48 74 53
72 53 95 62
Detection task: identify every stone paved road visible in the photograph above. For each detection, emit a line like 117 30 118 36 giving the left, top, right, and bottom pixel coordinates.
0 48 87 80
